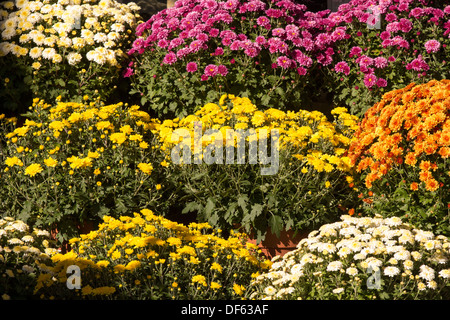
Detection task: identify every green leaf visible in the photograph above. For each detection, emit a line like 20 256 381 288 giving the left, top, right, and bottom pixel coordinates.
237 194 249 213
268 215 283 238
205 197 215 216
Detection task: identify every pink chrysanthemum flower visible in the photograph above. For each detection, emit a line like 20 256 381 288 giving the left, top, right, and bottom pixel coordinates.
363 73 377 88
334 61 350 76
162 51 177 65
425 40 441 53
218 64 228 76
186 62 198 73
204 64 219 76
277 55 291 69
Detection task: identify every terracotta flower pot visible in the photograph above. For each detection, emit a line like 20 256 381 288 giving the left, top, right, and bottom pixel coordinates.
51 220 96 253
246 228 309 259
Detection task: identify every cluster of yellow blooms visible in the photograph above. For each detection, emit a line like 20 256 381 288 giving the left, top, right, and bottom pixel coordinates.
156 94 359 174
34 208 271 299
3 98 158 178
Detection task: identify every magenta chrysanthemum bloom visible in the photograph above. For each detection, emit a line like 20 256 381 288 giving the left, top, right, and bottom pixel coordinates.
363 73 377 88
374 57 388 69
204 64 219 77
385 13 397 22
265 8 283 18
285 24 299 40
297 67 307 75
277 56 291 69
190 40 204 52
123 67 133 78
349 46 362 57
272 28 285 36
256 16 270 26
425 40 441 53
358 55 373 67
218 64 228 76
255 36 266 45
158 39 169 48
214 47 224 56
230 40 242 50
380 31 391 41
408 56 429 71
334 61 350 76
186 62 198 73
376 78 387 87
163 52 177 65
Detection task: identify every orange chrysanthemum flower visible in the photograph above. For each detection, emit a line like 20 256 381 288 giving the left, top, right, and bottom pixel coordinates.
348 79 450 192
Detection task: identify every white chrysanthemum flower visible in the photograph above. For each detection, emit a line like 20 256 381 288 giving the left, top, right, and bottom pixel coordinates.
42 47 56 59
427 280 438 290
385 216 402 227
1 27 15 40
15 0 28 9
403 259 414 270
384 266 400 277
57 36 72 48
110 22 125 32
264 286 276 296
80 28 94 39
398 234 414 245
337 246 351 257
365 257 382 269
394 250 411 261
419 265 435 281
40 4 53 14
22 265 35 273
3 16 17 29
346 267 358 276
19 33 30 43
0 41 13 55
27 12 42 24
439 269 450 279
67 51 82 65
52 53 62 63
72 37 85 49
93 32 107 43
8 238 23 245
34 229 50 237
353 252 367 260
103 40 115 48
21 235 34 243
290 264 303 275
332 287 344 294
321 242 336 254
11 221 28 232
43 36 56 47
326 261 342 272
415 230 434 242
32 32 45 45
411 251 422 261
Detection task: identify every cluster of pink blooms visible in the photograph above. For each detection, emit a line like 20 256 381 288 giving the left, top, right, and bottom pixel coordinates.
328 0 450 91
127 0 450 92
127 0 322 81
